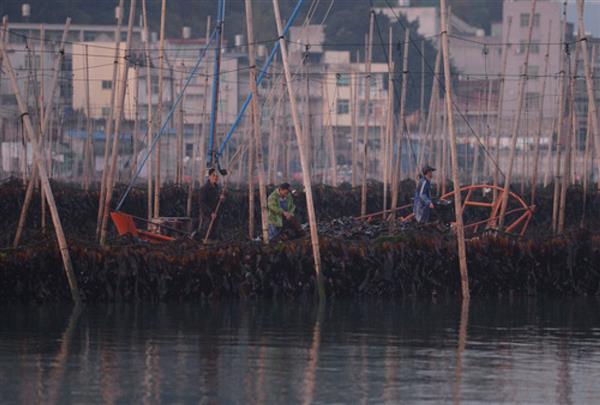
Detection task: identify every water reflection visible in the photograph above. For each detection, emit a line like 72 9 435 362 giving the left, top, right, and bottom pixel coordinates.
1 299 600 403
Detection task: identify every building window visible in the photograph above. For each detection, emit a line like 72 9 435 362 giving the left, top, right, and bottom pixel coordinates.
102 107 111 117
520 65 539 79
337 99 350 115
519 41 540 54
520 12 540 28
359 101 374 118
102 80 112 90
83 31 96 42
152 81 159 95
525 92 539 109
336 73 350 86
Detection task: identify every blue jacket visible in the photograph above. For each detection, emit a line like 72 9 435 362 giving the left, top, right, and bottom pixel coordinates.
413 177 432 223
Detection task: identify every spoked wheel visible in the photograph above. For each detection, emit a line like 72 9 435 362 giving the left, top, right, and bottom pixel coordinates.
439 185 534 237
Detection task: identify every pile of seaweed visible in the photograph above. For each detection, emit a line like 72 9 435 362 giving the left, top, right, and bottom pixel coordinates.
1 229 598 303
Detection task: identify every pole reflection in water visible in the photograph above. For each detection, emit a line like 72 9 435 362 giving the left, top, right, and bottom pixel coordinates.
1 299 600 403
453 298 470 405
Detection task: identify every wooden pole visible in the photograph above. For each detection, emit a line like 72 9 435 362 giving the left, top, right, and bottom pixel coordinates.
323 75 337 186
96 0 125 239
577 0 600 191
132 66 141 181
2 28 80 305
360 11 374 217
141 0 153 222
13 20 71 248
245 0 269 243
83 44 93 190
493 16 512 195
351 66 358 188
389 27 410 220
530 22 553 205
175 61 184 185
421 50 441 178
272 0 325 301
440 0 469 300
100 0 137 245
383 26 394 212
552 4 568 234
582 44 596 220
558 39 580 234
153 0 167 218
498 0 537 230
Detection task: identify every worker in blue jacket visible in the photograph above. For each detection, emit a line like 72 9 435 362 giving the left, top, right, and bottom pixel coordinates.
413 165 436 223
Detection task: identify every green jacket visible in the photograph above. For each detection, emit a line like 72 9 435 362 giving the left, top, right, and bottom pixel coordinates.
267 189 296 228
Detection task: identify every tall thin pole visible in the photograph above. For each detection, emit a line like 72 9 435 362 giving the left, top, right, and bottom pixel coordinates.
493 16 512 195
153 0 167 218
383 26 394 212
272 0 324 301
389 27 410 220
499 0 537 230
440 0 469 300
360 11 374 217
132 66 141 180
350 65 358 188
96 0 124 239
141 0 153 221
2 27 80 304
100 0 138 245
207 0 225 167
83 44 93 190
323 75 337 185
582 44 596 220
530 22 553 205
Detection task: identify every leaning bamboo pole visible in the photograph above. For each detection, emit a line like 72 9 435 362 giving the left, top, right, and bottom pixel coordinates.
530 22 553 205
2 27 80 305
245 0 269 243
577 0 600 192
493 16 512 195
360 11 374 217
498 0 537 230
13 20 70 248
389 27 410 220
439 0 469 300
99 0 137 245
153 0 167 218
582 44 596 219
96 0 125 239
272 0 325 301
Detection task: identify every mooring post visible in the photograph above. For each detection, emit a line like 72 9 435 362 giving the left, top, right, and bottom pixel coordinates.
439 0 469 299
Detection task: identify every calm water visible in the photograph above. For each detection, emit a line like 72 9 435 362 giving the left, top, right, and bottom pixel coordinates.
1 299 600 404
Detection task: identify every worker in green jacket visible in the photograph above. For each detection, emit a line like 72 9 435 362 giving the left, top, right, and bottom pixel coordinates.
268 182 301 241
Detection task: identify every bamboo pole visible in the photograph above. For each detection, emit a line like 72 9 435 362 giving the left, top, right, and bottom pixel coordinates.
141 0 153 222
383 26 394 212
440 0 469 300
530 22 553 205
544 117 557 187
39 26 47 233
558 39 580 234
96 0 125 239
2 28 80 305
351 66 358 188
83 44 93 190
175 61 184 185
389 27 410 220
483 77 494 180
323 75 337 186
422 50 441 177
100 0 137 245
132 66 141 181
245 0 269 243
577 0 600 191
272 0 325 301
360 11 374 217
493 16 512 195
13 20 71 248
582 44 596 220
153 0 167 218
552 4 568 234
498 0 537 230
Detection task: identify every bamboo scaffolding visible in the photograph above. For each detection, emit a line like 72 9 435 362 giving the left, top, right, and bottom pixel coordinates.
440 0 469 300
99 0 138 245
272 0 325 301
1 23 80 304
499 0 537 230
